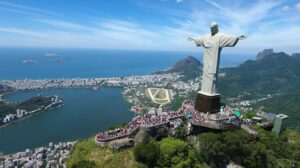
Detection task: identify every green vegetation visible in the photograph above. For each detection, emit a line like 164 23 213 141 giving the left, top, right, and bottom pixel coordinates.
133 140 160 168
168 91 197 111
156 90 167 99
195 128 300 167
131 129 300 168
167 52 300 130
0 96 53 118
133 137 204 168
174 122 187 139
67 137 141 168
253 93 300 130
244 111 259 119
71 160 96 168
218 52 300 99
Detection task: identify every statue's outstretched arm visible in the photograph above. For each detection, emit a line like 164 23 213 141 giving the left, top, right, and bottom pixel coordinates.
238 35 247 40
187 37 195 41
188 37 204 47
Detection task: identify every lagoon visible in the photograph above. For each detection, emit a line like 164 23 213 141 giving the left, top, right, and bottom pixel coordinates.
0 88 133 154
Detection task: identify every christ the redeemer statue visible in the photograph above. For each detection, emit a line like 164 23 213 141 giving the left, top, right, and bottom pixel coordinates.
188 22 246 112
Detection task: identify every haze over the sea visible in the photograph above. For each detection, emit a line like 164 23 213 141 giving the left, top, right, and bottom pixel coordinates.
0 48 254 80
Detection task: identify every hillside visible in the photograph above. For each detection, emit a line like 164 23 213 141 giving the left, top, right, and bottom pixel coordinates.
0 96 53 118
66 137 141 168
155 56 202 80
157 50 300 130
155 51 300 100
252 93 300 130
218 51 300 99
67 129 300 168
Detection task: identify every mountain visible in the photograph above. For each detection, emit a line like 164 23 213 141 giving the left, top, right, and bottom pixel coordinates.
217 50 300 130
253 93 300 130
291 53 300 60
256 48 274 60
218 51 300 99
155 56 202 80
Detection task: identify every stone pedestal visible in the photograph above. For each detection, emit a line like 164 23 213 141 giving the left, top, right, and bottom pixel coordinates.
194 93 220 113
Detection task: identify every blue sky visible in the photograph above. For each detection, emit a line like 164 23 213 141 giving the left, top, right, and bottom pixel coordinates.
0 0 299 54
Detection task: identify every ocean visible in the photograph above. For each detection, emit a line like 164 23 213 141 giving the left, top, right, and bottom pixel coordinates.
0 48 254 80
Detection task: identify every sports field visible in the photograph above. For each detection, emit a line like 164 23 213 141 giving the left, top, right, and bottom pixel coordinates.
147 88 171 105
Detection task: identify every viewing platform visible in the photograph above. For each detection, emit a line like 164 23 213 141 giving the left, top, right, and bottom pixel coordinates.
182 101 240 130
95 101 240 146
95 111 185 146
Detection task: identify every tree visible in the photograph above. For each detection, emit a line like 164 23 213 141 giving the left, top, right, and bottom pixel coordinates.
71 160 96 168
133 140 160 168
133 137 203 168
196 132 228 167
158 137 200 168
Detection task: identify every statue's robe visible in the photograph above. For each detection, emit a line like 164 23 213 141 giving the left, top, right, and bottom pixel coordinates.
194 32 239 96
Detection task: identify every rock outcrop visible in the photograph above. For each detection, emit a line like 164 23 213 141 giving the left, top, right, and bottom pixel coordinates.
134 130 152 143
256 48 274 60
107 138 134 150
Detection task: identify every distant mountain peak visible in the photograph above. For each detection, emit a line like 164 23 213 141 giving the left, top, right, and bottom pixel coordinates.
154 56 202 80
256 49 274 60
172 56 202 67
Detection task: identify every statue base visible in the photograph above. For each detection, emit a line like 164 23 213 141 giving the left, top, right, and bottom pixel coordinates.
194 92 220 113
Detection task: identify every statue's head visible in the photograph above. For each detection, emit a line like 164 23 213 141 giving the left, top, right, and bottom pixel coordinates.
210 22 219 36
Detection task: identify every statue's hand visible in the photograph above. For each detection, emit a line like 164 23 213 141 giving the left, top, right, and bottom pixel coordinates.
238 35 247 40
187 37 194 41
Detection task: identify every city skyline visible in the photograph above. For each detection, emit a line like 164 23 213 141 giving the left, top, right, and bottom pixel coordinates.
0 0 300 54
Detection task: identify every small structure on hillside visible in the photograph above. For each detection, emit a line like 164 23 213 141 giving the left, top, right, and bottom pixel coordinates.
272 114 289 135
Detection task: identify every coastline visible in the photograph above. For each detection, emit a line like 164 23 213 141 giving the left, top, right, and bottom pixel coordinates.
1 86 98 100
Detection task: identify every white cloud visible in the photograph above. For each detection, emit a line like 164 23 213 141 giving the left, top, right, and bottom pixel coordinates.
282 5 290 11
153 0 300 53
0 18 165 50
32 19 96 31
295 3 300 10
0 27 46 38
0 1 299 54
176 0 183 3
0 1 56 15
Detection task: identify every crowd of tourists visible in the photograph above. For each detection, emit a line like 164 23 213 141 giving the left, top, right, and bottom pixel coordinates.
96 101 237 143
182 101 233 125
96 110 184 142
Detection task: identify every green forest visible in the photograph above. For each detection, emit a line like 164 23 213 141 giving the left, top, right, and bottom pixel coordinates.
68 128 300 168
0 96 53 118
133 128 300 168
